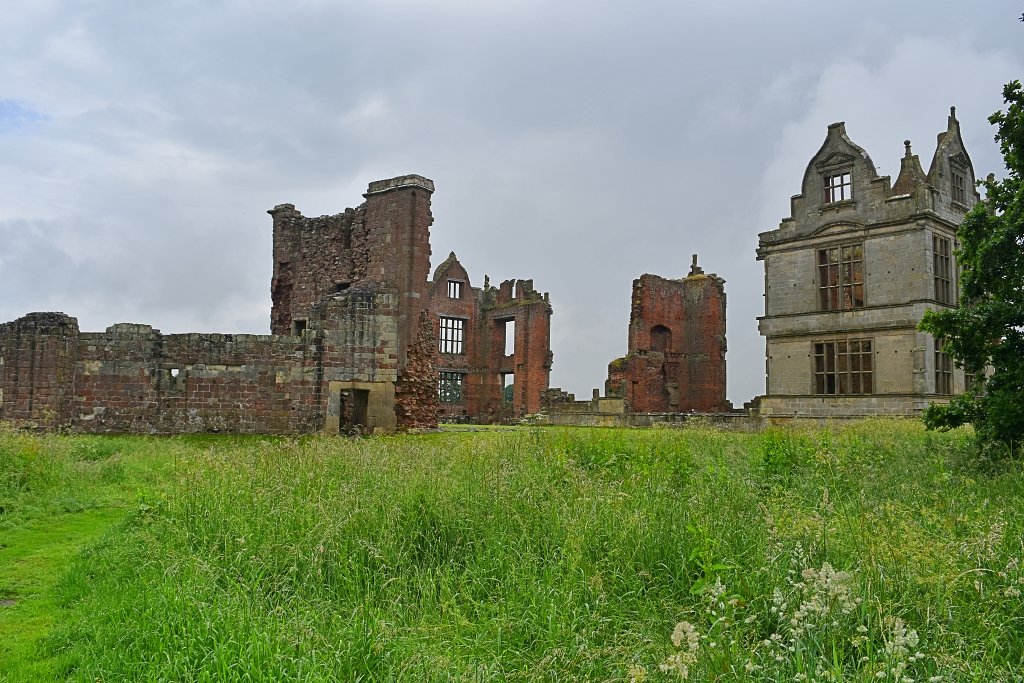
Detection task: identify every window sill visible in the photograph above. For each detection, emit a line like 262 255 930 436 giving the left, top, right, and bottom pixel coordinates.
819 199 855 212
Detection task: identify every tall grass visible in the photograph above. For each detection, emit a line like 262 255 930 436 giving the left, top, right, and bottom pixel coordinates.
17 422 1024 680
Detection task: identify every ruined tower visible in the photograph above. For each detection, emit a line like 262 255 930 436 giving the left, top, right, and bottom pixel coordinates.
606 256 729 413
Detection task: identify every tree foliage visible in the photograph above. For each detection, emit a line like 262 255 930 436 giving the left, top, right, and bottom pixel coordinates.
919 80 1024 453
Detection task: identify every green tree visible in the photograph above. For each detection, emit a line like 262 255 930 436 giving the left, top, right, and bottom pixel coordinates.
919 80 1024 453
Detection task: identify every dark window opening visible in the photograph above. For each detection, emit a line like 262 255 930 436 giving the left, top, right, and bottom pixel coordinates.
439 371 464 403
951 169 967 204
933 235 953 305
818 244 864 310
335 282 351 292
439 317 465 354
824 172 852 203
292 319 307 335
339 389 369 430
813 339 873 395
650 325 672 353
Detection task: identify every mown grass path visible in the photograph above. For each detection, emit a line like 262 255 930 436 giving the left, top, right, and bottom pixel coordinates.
0 507 125 680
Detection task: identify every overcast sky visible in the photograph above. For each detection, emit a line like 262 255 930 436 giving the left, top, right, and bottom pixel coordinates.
2 1 1022 405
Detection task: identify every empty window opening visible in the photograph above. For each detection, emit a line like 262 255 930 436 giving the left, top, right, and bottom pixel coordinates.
335 282 351 292
813 339 873 395
818 244 864 310
447 280 463 299
502 373 515 404
439 317 465 354
951 168 967 204
292 319 307 335
169 368 180 379
650 325 672 353
824 172 852 203
935 342 953 395
503 319 516 356
339 389 369 431
438 371 464 403
933 235 953 305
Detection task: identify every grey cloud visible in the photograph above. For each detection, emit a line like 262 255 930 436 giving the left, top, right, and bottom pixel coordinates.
1 0 1022 405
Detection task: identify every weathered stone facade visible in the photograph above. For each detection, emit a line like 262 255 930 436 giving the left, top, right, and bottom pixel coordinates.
0 174 553 433
605 256 730 413
757 110 979 420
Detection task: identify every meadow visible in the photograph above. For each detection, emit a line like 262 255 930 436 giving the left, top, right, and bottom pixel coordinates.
0 421 1021 681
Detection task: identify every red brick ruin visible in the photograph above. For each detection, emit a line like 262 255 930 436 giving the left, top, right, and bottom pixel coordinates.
605 256 730 413
0 175 553 433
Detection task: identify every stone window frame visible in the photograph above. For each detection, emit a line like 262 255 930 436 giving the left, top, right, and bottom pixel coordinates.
447 280 463 299
823 171 853 203
817 242 865 311
933 233 954 305
438 316 466 355
812 337 874 396
438 370 464 403
934 340 953 395
949 155 969 207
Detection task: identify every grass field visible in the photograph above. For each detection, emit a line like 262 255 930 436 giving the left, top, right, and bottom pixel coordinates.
1 422 1022 681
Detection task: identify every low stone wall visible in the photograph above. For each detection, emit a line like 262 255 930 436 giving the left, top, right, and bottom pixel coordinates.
547 409 762 432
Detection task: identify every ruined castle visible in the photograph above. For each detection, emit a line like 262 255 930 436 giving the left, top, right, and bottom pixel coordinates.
0 175 552 433
0 109 979 433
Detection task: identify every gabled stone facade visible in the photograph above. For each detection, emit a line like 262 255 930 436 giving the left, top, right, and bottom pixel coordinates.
757 109 979 420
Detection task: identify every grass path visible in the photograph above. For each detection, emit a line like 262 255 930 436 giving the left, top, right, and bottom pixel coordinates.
0 507 127 681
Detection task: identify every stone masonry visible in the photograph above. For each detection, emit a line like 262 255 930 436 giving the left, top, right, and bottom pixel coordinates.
0 174 554 433
429 252 553 423
605 256 730 413
757 109 979 420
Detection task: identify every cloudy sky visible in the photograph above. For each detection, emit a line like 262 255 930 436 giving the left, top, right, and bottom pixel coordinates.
2 1 1022 404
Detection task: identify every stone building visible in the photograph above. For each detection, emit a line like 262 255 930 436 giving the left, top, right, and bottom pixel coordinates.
0 174 553 434
757 109 979 419
605 256 730 413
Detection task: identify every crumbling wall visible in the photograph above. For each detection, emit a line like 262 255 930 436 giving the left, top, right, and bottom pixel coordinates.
269 205 367 336
606 258 729 413
0 312 80 428
482 279 553 417
73 325 323 433
428 253 479 422
394 311 439 429
427 254 554 424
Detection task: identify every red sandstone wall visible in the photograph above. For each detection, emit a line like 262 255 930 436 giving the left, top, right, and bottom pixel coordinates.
607 271 728 413
72 325 323 433
269 176 436 429
428 256 554 423
482 279 553 420
0 313 80 428
394 311 439 429
359 177 434 375
1 284 406 434
269 206 363 336
428 254 480 422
